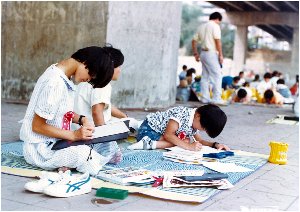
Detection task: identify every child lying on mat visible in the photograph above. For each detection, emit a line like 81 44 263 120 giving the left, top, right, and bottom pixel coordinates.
128 104 230 151
263 89 284 106
230 87 252 104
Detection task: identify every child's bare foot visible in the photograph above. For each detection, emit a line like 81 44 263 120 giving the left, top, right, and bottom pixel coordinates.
108 152 122 164
58 166 71 172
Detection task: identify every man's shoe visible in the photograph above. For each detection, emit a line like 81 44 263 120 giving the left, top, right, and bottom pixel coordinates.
200 98 211 104
43 171 91 197
24 171 61 193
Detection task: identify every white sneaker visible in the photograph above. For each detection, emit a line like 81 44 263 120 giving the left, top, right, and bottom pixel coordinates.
24 171 61 193
43 171 91 198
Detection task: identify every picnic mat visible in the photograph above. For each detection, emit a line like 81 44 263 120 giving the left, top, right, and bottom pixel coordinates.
266 114 299 125
1 141 269 203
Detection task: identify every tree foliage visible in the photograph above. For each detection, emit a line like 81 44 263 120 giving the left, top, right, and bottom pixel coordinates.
180 4 236 59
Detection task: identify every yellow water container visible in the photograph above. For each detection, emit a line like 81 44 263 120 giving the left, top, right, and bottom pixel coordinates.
268 141 289 164
250 87 256 97
256 90 263 103
210 92 213 98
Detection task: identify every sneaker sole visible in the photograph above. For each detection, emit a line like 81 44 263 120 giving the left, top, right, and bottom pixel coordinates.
24 184 44 193
43 187 91 198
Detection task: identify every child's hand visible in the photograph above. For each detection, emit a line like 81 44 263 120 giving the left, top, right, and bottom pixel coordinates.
216 143 230 151
188 141 202 151
73 127 93 141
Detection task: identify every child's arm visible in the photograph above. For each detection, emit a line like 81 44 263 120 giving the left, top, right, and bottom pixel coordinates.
32 113 94 141
111 104 127 118
92 103 105 126
230 93 238 103
193 132 230 151
163 119 202 151
242 94 252 104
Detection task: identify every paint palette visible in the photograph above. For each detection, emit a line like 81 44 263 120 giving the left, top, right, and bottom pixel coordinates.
97 166 154 185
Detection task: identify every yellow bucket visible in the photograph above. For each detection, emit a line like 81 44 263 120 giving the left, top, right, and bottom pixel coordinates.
268 141 289 164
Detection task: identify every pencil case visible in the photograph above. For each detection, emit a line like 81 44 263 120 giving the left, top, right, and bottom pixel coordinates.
203 151 234 159
96 187 128 200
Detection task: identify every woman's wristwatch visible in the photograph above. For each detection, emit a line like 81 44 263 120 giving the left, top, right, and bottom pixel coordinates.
78 115 85 126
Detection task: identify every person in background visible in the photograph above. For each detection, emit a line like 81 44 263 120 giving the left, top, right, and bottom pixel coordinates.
270 70 280 89
230 87 253 104
192 12 226 105
222 75 233 91
178 65 189 88
250 74 260 88
186 68 196 85
276 79 292 99
263 89 284 106
256 72 272 94
236 71 245 87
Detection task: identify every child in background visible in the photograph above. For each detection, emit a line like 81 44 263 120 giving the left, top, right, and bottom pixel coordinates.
263 89 284 106
231 76 241 90
256 72 272 94
128 105 230 151
276 79 292 99
249 74 260 88
230 87 253 104
236 71 245 86
186 68 196 85
270 70 280 89
20 46 123 197
72 47 126 165
178 65 188 88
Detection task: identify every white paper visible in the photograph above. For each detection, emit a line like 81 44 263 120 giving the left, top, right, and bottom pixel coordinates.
92 121 129 139
166 145 221 155
202 162 254 173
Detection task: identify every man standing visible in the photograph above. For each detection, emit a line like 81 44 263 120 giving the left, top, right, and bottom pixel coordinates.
192 12 226 105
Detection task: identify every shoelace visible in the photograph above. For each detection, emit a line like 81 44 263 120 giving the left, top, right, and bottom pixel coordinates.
87 144 94 161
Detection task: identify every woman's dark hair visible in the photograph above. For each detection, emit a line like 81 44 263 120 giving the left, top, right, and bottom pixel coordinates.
196 104 227 138
71 45 123 88
264 89 274 100
237 88 247 98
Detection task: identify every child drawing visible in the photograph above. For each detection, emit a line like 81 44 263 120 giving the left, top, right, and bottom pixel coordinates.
128 104 229 151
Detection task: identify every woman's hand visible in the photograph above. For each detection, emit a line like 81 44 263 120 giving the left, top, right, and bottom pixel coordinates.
73 126 94 141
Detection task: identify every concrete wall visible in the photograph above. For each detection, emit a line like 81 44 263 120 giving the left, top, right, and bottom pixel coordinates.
107 1 182 108
1 1 182 109
1 1 109 100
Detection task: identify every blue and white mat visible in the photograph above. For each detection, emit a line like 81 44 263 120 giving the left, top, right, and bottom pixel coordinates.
1 141 269 203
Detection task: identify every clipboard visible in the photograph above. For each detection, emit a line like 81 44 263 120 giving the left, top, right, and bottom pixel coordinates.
51 120 129 150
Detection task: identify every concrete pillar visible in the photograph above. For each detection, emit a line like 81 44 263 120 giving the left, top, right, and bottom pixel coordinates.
233 25 248 74
291 27 299 77
106 1 182 108
1 1 182 108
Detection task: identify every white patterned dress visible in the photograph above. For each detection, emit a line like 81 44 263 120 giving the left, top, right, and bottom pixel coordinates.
20 64 119 175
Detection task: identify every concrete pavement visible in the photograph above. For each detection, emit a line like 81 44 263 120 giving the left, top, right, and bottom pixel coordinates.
1 99 299 211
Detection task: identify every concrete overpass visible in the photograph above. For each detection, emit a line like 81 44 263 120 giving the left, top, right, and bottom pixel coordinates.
208 1 299 75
